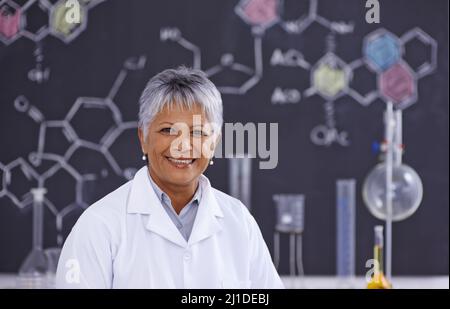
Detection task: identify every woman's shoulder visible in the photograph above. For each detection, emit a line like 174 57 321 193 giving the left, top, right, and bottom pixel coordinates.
210 187 252 218
211 187 243 206
84 180 133 221
70 180 133 240
209 187 262 239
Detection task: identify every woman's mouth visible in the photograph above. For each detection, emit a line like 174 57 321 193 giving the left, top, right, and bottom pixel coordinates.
166 157 196 168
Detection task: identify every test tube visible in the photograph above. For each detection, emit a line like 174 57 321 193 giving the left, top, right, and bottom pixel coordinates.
336 179 356 285
17 188 48 288
228 155 252 211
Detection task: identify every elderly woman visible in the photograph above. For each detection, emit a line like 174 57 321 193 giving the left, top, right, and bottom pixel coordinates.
56 67 283 289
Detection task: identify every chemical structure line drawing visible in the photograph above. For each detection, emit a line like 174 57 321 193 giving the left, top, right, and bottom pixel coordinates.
231 1 438 146
267 1 356 147
0 153 96 245
346 58 379 106
358 27 437 109
160 27 263 95
272 25 437 147
158 0 437 147
161 0 352 95
399 27 437 79
159 28 202 71
0 0 441 261
0 0 106 45
0 0 107 83
0 55 146 245
205 36 263 95
278 0 354 35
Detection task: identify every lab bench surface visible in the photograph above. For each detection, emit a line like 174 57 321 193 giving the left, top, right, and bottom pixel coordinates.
0 274 448 289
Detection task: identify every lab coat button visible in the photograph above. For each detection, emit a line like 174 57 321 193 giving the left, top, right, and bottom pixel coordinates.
183 252 191 260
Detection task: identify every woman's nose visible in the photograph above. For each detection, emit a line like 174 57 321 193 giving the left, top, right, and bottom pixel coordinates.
170 134 193 158
179 136 192 151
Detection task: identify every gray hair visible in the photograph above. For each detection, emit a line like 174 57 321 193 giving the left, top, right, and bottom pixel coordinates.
138 66 223 138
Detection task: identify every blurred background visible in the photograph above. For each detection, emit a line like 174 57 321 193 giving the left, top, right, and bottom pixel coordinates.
0 0 448 288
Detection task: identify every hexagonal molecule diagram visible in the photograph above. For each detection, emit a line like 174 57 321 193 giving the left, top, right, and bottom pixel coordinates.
160 0 283 95
50 0 89 43
235 0 281 32
361 28 437 110
310 53 351 100
302 37 355 146
379 62 417 109
0 55 146 246
364 30 403 73
303 27 437 147
0 0 22 44
247 0 355 146
160 0 356 96
305 53 354 147
0 0 106 83
0 0 105 44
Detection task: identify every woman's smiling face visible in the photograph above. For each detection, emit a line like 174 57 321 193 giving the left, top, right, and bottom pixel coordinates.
138 103 217 187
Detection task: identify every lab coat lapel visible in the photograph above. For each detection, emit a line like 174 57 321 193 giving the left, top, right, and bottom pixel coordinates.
188 175 224 246
127 166 187 248
146 204 188 248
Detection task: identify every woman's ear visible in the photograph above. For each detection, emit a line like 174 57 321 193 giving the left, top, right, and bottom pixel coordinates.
209 132 221 157
214 133 221 150
138 128 146 153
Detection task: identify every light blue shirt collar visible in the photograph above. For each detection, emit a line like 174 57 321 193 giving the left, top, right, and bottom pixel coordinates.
146 169 202 241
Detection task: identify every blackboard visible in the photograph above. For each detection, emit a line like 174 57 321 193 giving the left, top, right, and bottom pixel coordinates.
0 0 448 276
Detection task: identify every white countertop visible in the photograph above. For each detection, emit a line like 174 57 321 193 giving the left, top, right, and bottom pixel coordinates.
281 276 449 289
1 274 448 289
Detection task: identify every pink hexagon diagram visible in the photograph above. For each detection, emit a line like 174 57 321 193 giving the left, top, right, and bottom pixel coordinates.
235 0 280 31
0 0 23 44
379 62 417 109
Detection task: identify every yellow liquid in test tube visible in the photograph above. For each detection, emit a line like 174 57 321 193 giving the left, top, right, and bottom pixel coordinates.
367 226 392 289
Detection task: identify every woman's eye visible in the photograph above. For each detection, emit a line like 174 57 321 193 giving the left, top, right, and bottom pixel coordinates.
160 127 209 137
160 127 178 135
192 130 209 137
192 130 203 137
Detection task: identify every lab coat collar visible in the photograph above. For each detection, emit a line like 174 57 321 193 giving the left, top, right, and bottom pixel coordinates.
127 166 224 248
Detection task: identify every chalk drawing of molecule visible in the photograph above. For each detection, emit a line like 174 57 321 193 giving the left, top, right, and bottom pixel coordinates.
160 0 353 96
273 24 437 146
308 27 436 147
0 0 106 83
234 0 281 32
0 55 146 245
361 28 437 110
0 0 105 44
270 0 354 105
160 25 263 95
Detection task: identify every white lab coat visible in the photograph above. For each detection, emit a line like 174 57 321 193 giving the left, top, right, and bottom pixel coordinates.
56 166 284 289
